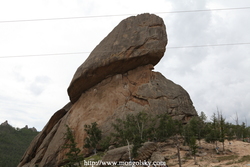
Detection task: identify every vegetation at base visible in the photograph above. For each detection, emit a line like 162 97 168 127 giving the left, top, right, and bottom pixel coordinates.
237 155 250 163
111 112 184 159
217 155 239 162
62 110 250 166
84 122 102 154
156 113 183 141
99 135 111 151
62 125 84 167
84 152 104 161
111 112 158 157
0 123 39 167
189 135 199 164
222 155 250 165
110 111 250 163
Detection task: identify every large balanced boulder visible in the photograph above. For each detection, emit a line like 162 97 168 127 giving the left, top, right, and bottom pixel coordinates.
68 13 167 103
18 13 197 167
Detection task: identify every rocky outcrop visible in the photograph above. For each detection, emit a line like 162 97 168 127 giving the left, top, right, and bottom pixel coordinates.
23 125 38 132
68 13 167 103
18 102 72 167
102 142 157 161
18 13 197 167
0 120 9 126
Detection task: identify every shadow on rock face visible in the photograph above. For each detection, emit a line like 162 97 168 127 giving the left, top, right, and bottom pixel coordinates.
18 13 197 167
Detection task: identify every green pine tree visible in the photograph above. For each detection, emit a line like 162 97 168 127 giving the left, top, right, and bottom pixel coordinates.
218 113 226 151
205 113 220 149
63 125 83 167
189 135 199 165
131 135 142 158
111 112 156 158
84 122 102 154
224 122 235 142
156 113 182 142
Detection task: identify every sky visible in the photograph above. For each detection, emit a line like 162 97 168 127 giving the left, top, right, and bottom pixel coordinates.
0 0 249 131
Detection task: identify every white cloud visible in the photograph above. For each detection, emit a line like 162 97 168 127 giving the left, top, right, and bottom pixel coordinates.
28 76 51 96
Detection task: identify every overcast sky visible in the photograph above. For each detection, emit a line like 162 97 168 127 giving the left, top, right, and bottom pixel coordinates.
0 0 249 131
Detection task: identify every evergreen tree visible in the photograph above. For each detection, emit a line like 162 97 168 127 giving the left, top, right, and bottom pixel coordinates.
199 111 207 122
156 113 182 142
84 122 102 154
131 135 142 158
183 123 192 146
197 111 207 145
155 113 183 167
187 115 206 146
225 122 235 142
218 113 226 151
246 126 250 139
111 116 134 146
183 112 207 147
205 113 220 148
241 122 248 140
183 121 198 165
63 125 83 167
111 112 156 158
112 112 153 143
189 135 199 165
99 136 111 151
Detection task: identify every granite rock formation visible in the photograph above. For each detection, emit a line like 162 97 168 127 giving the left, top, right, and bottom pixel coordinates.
18 13 197 167
68 13 167 103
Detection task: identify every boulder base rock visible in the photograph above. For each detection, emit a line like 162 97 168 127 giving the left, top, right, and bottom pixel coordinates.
18 13 197 167
18 65 196 167
102 142 157 162
68 13 167 103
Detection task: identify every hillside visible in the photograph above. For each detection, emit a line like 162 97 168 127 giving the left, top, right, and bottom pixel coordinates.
161 139 250 167
0 121 39 167
84 139 250 167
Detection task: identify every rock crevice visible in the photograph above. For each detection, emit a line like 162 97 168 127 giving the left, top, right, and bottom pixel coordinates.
18 13 197 167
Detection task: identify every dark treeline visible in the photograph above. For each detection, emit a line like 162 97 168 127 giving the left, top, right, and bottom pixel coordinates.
0 123 39 167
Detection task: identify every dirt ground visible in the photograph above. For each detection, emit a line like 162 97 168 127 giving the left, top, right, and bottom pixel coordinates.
164 139 250 167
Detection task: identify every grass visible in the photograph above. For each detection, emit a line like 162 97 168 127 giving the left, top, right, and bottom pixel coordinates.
84 152 104 161
82 152 105 167
216 155 250 166
225 161 235 165
237 155 250 163
217 155 239 162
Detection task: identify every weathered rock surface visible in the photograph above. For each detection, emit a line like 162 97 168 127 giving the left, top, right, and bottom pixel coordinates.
102 142 157 161
18 65 196 167
18 13 197 167
68 13 167 103
18 102 72 167
149 151 166 161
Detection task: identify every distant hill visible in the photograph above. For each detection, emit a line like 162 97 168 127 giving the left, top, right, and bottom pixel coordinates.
0 121 39 167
